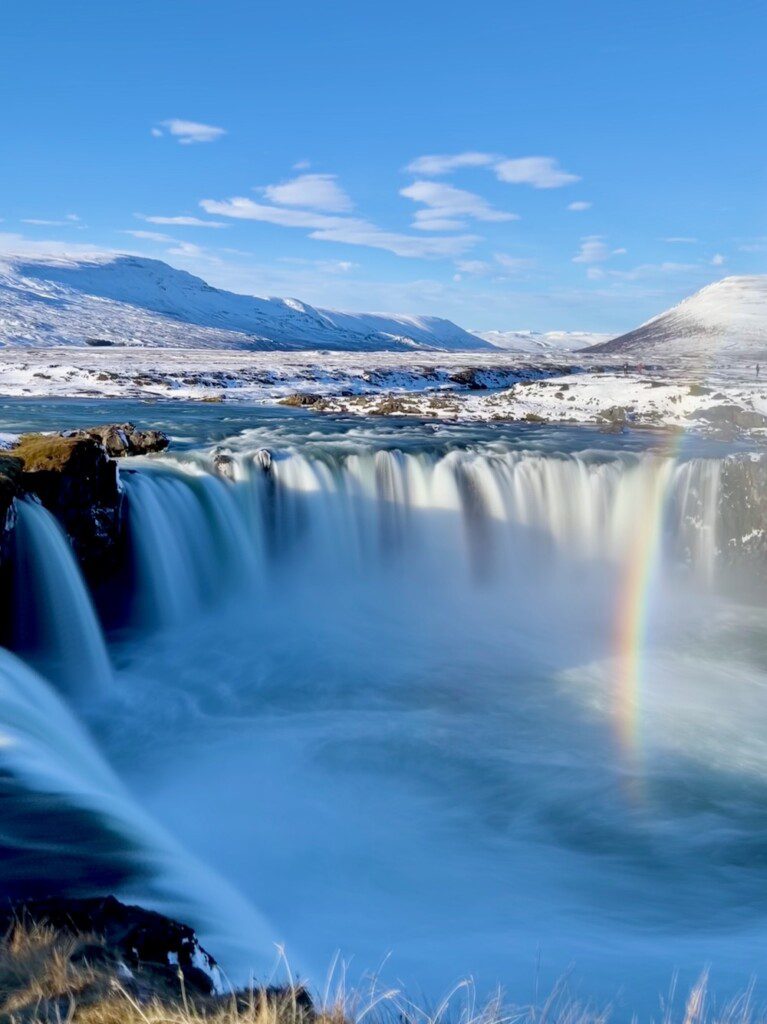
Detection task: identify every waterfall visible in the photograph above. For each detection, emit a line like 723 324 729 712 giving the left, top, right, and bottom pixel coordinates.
0 646 275 979
11 500 113 697
121 467 257 628
118 448 729 617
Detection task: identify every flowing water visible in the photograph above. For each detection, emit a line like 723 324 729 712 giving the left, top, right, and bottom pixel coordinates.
3 399 767 1015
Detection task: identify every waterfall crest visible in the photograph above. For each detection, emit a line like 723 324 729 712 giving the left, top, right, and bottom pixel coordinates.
120 448 729 616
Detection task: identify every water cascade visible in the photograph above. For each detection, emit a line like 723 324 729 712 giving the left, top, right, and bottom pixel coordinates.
11 499 113 697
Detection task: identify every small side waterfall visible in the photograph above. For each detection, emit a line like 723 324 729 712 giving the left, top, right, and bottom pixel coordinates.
0 646 275 978
11 500 113 697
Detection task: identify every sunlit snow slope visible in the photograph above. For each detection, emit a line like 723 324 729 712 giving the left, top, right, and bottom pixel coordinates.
0 252 490 351
588 276 767 357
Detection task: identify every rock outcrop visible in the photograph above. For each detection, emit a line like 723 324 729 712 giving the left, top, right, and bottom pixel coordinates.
0 895 223 998
7 434 122 580
0 895 315 1021
67 422 170 457
0 423 170 579
0 455 22 565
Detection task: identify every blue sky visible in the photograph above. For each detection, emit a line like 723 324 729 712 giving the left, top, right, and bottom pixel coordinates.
2 0 766 331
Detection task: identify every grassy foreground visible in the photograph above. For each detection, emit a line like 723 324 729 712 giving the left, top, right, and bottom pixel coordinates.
0 920 760 1024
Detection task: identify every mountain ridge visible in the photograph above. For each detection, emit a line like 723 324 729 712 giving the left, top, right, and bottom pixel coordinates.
0 252 491 352
587 275 767 356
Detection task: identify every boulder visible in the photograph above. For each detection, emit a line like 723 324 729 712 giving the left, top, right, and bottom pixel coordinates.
67 422 169 457
9 434 122 579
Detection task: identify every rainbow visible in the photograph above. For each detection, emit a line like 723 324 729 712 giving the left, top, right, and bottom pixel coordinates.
612 430 689 781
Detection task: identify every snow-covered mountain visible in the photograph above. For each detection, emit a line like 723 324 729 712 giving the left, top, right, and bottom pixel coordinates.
588 276 767 357
0 252 491 351
475 329 610 353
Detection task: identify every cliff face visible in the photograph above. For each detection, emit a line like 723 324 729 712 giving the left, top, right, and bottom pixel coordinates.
0 423 169 582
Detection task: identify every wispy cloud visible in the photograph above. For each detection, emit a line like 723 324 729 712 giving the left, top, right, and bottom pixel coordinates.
711 253 726 266
153 119 226 144
123 229 176 242
592 261 699 282
136 214 227 228
454 259 493 276
664 236 698 244
262 173 353 213
200 196 478 259
406 152 497 176
407 151 579 189
401 180 518 230
21 215 81 227
573 235 611 263
567 201 592 212
495 157 579 189
494 252 534 273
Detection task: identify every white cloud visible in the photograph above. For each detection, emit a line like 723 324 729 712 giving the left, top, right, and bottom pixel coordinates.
405 152 497 175
664 237 698 244
455 259 493 276
711 253 726 266
137 214 227 228
495 157 580 189
604 262 698 281
292 159 311 171
573 235 610 263
154 119 226 144
401 180 518 230
494 253 534 273
21 218 78 227
262 173 353 213
567 201 592 212
123 229 175 242
406 151 580 189
200 196 478 259
167 241 209 257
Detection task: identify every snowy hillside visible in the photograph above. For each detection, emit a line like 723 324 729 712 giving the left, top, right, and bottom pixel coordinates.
0 252 490 351
588 276 767 357
476 329 610 353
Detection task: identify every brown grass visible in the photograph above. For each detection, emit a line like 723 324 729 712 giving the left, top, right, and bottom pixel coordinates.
9 435 83 473
0 923 765 1024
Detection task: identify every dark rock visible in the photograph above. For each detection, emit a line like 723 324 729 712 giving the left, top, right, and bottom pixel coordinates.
690 404 767 430
255 448 272 471
448 368 486 390
67 422 170 457
0 895 222 997
212 449 237 480
0 456 23 566
599 405 629 425
279 392 324 407
9 434 122 579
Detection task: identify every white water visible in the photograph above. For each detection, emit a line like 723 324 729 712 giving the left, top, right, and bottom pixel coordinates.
7 437 767 1014
11 500 113 696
